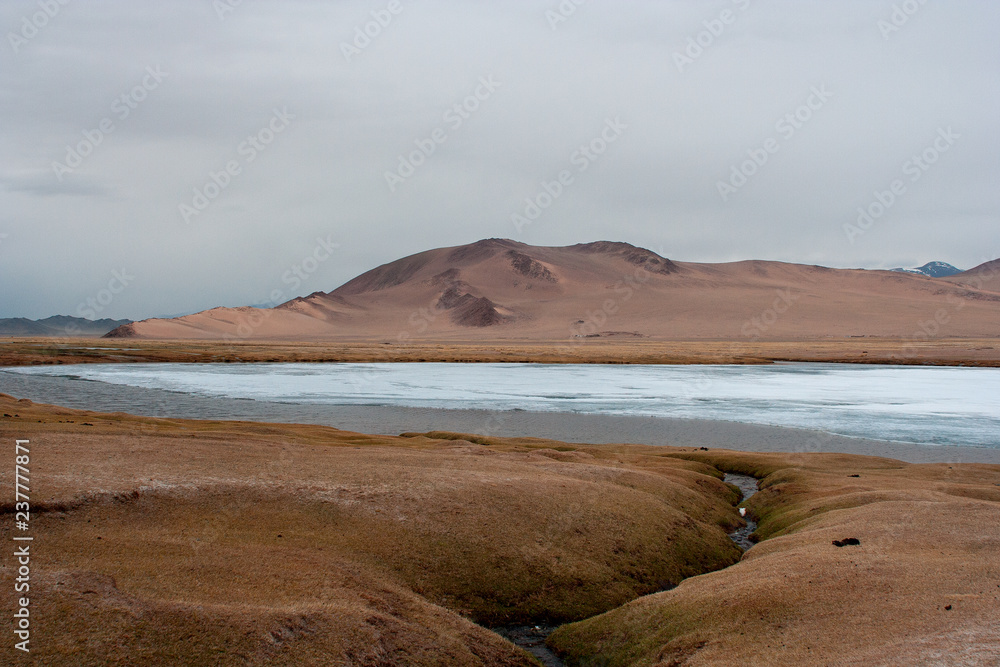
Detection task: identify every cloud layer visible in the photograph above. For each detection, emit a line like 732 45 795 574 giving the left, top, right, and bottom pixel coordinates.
1 0 998 319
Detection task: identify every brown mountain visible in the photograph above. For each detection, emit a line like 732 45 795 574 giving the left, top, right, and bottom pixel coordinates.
943 258 1000 293
107 239 1000 341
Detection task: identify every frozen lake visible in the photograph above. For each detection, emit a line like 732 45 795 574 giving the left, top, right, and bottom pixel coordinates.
4 362 999 448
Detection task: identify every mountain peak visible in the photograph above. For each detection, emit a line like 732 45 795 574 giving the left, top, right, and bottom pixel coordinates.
445 238 524 263
571 241 679 275
889 261 962 278
99 241 1000 341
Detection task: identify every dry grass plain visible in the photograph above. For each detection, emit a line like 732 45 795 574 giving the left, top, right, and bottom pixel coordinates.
0 394 742 665
1 336 999 366
1 394 999 665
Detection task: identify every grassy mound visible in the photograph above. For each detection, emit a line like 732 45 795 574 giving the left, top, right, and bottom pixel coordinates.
548 451 1000 665
0 395 745 664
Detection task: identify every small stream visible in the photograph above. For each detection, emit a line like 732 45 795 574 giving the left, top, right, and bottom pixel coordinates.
494 625 564 666
724 472 759 550
498 472 760 665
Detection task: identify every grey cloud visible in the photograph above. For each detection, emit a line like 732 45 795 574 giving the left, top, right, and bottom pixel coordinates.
2 171 114 197
0 0 997 319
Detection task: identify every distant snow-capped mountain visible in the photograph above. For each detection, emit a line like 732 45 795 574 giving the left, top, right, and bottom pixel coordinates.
890 262 962 278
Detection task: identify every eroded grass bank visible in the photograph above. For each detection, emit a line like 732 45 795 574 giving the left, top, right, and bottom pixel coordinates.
2 395 997 665
0 395 741 665
549 450 1000 665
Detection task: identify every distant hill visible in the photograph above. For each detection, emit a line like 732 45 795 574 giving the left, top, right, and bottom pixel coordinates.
889 262 962 278
0 316 132 337
942 259 1000 293
105 239 1000 341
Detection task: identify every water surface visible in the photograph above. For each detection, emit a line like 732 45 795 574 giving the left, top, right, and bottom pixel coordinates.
4 362 997 448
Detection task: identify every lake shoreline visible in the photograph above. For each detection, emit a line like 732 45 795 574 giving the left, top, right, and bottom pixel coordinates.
4 391 997 665
2 336 1000 367
2 368 997 464
332 405 1000 464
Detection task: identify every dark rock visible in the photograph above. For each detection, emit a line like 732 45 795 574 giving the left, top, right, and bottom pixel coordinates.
832 538 861 547
451 296 508 327
507 250 557 282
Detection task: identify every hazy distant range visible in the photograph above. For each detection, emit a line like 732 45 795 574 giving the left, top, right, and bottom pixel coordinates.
3 241 994 341
0 316 130 337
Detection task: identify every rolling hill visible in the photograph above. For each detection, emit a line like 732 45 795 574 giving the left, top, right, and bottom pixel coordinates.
106 239 1000 341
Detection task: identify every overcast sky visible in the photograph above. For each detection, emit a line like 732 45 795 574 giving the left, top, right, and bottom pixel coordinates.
1 0 998 320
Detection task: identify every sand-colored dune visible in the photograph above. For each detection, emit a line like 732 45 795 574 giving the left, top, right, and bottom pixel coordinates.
107 239 1000 342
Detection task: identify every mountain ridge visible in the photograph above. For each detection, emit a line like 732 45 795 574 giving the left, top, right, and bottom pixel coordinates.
890 261 962 278
102 239 1000 341
0 316 131 337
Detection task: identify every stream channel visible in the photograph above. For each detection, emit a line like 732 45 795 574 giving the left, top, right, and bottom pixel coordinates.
499 472 759 665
